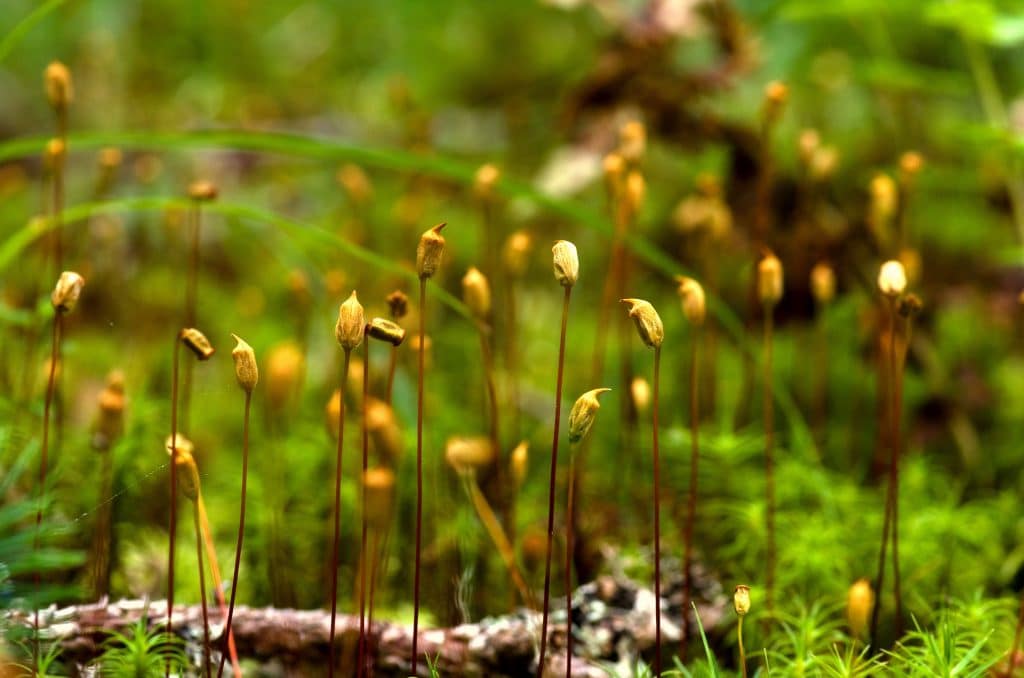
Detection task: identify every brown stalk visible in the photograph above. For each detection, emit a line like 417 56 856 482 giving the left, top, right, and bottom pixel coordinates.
538 286 572 677
216 389 251 678
681 332 700 655
32 312 61 671
412 278 426 674
652 346 663 677
738 613 748 678
358 341 370 677
90 443 113 600
890 303 905 637
182 201 201 431
565 443 579 677
869 299 902 649
328 348 352 678
764 304 776 617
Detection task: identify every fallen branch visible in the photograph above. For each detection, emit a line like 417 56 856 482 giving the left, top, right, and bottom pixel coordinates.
13 573 726 676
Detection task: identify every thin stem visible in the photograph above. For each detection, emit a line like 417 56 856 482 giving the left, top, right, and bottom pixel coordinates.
869 303 898 650
328 349 351 678
652 346 663 677
33 312 61 672
194 502 211 678
186 202 200 327
358 340 370 678
738 616 747 678
538 286 572 678
889 302 903 638
565 443 578 678
764 306 776 617
53 111 65 272
870 467 893 651
682 333 700 656
216 390 251 678
412 277 427 675
166 334 181 678
90 445 113 599
182 202 201 432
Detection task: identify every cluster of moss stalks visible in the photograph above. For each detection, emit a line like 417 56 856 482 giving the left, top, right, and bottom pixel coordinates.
14 58 1024 678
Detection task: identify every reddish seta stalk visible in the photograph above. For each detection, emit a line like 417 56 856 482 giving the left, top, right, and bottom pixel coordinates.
358 340 370 677
217 391 251 678
765 308 776 617
328 350 351 678
681 335 700 656
33 313 62 672
412 278 427 675
652 346 663 677
538 287 572 677
565 446 578 677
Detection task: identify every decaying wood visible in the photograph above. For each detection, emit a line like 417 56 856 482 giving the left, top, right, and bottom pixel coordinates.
14 572 727 677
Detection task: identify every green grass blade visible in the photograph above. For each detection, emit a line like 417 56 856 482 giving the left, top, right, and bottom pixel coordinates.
0 196 470 318
0 0 68 64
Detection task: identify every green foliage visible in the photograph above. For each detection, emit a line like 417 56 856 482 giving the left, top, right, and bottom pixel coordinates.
92 614 189 677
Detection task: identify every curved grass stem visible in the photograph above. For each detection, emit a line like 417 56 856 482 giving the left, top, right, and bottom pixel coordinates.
166 334 181 678
193 502 211 678
538 286 572 677
464 476 534 607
